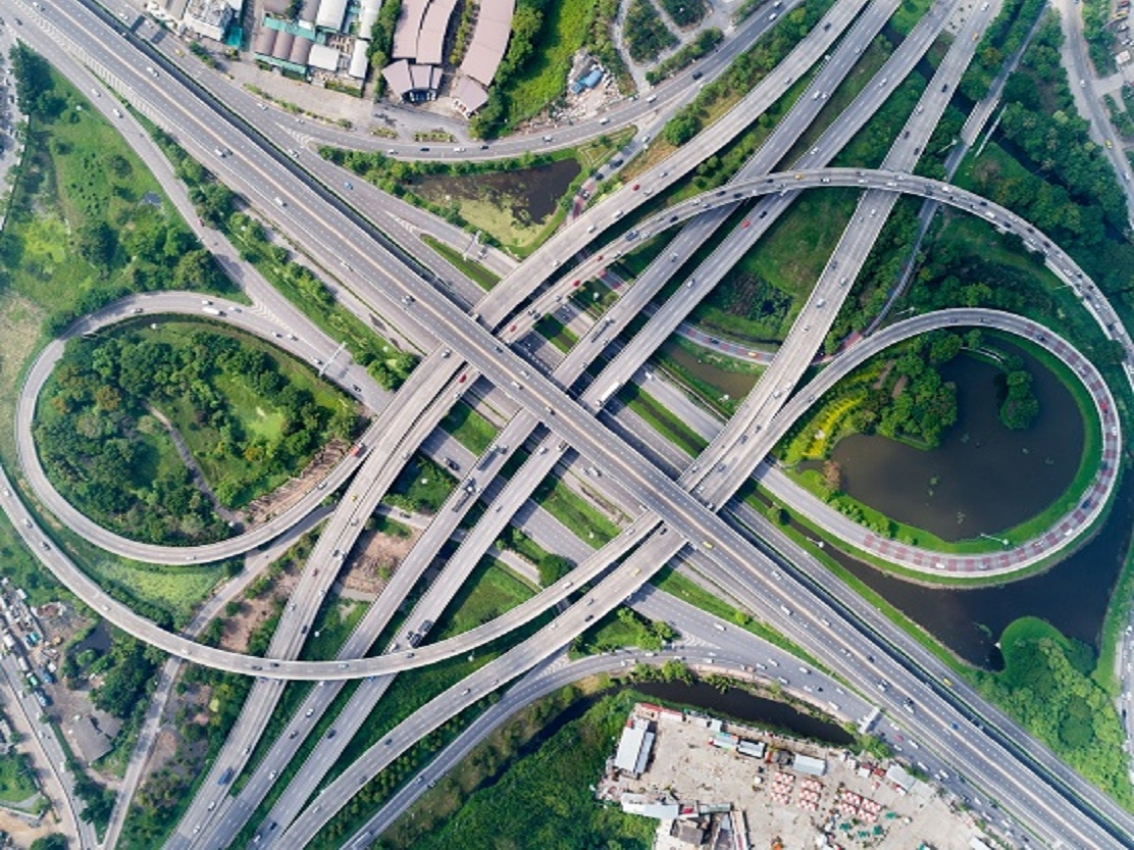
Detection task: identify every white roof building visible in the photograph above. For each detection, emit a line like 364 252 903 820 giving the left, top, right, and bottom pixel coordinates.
792 754 827 776
309 42 341 71
349 39 371 78
614 719 655 777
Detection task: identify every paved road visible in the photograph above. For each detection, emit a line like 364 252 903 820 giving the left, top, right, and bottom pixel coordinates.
0 655 92 848
0 166 1120 673
9 1 1134 844
1057 0 1134 222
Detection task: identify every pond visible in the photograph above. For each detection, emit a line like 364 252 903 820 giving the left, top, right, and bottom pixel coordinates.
630 680 853 745
662 340 761 400
826 469 1133 669
412 157 581 225
821 344 1085 541
782 340 1128 668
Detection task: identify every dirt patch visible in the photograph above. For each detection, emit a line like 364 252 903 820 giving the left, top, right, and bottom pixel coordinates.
340 526 421 597
241 437 351 527
892 373 909 399
0 808 55 847
873 359 895 391
218 572 296 653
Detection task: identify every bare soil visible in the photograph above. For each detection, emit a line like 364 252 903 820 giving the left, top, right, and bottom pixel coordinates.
0 809 55 848
340 526 421 597
218 571 296 653
242 437 350 527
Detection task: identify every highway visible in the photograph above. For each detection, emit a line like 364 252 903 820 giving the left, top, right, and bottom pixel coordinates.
0 167 1121 673
7 0 1134 845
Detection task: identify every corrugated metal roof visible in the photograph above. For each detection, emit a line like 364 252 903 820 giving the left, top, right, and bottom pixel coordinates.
349 38 371 77
315 0 348 29
309 42 341 70
453 75 489 112
459 0 514 86
392 0 429 58
383 58 415 95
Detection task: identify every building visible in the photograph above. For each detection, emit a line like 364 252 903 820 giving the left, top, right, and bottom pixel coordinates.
182 0 234 40
791 754 827 777
620 793 680 819
884 763 916 793
383 59 443 101
671 818 709 847
614 718 655 778
65 715 113 763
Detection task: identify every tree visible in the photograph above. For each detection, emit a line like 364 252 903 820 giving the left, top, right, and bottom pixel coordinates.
31 835 70 850
537 554 573 586
75 220 117 271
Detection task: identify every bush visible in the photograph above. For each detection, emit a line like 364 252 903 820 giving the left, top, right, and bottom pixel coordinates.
624 0 678 63
657 0 705 27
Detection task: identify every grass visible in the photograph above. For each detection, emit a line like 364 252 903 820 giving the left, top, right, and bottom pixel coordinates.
135 321 353 506
534 314 578 352
431 558 539 639
420 235 500 291
439 402 497 455
88 558 225 625
617 382 708 456
0 753 39 805
500 0 603 127
531 474 622 547
385 454 458 515
378 689 657 850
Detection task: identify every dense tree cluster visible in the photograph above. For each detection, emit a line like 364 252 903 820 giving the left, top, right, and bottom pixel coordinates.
38 328 353 544
845 332 963 449
366 0 402 86
976 619 1133 808
1000 368 1040 430
623 0 678 64
958 0 1047 102
657 0 705 28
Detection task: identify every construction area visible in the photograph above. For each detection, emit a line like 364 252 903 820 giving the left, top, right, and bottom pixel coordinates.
596 703 1000 850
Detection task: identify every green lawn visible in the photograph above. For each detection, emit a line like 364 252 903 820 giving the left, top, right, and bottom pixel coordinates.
532 475 622 546
431 558 538 640
385 454 458 514
617 382 708 456
439 402 497 454
535 314 578 352
0 753 39 805
420 235 501 290
89 558 225 626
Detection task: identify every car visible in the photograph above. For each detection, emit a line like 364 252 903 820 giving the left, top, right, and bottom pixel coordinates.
691 70 703 80
344 180 353 189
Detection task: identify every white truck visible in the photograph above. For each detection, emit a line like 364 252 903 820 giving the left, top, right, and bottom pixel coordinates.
596 381 621 408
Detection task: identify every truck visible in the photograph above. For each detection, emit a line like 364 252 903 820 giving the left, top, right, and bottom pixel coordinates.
201 307 224 317
33 690 50 708
858 705 881 735
596 381 621 408
1 633 14 651
16 656 29 673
